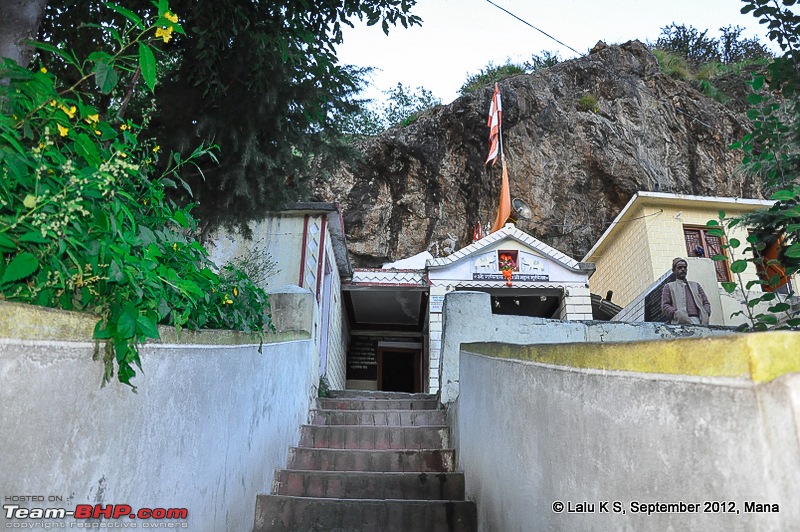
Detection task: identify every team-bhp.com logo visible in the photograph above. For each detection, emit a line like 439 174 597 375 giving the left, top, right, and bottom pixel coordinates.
4 504 188 524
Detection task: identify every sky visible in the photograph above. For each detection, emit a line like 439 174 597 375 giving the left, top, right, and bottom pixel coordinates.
336 0 784 105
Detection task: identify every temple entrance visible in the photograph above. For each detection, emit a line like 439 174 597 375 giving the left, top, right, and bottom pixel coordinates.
341 282 428 392
378 348 421 393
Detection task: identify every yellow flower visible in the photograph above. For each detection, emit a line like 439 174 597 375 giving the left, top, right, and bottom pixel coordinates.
94 129 101 135
119 152 127 158
120 124 128 131
172 243 178 251
49 100 57 107
40 67 47 74
155 26 174 43
23 195 37 209
233 287 238 296
57 124 69 137
86 114 99 124
153 145 161 153
59 104 76 118
164 11 179 23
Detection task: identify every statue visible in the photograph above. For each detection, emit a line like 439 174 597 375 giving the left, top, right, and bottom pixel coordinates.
661 257 711 325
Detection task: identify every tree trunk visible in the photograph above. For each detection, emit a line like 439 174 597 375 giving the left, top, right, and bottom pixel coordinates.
0 0 49 67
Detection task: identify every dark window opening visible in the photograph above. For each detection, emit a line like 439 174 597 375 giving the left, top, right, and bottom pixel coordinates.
683 226 731 282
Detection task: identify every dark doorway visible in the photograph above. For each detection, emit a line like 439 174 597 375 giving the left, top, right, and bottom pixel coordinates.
378 349 421 393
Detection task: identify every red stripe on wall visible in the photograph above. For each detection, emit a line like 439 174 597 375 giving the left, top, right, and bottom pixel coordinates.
315 216 328 301
299 215 310 287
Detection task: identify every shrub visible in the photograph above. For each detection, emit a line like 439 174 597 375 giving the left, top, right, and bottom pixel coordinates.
0 3 271 389
652 49 691 80
577 94 599 113
460 61 527 96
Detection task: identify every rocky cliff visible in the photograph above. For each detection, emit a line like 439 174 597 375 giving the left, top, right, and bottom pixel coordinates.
313 40 762 266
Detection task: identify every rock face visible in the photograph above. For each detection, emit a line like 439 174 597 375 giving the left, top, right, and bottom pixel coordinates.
313 41 761 267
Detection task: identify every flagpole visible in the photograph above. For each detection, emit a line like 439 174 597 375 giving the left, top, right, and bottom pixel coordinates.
498 104 505 166
487 83 511 233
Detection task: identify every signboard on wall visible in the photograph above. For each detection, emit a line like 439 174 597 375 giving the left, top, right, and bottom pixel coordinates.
346 336 378 380
346 335 419 381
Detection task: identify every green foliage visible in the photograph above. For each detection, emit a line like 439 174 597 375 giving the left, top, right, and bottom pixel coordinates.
459 51 561 95
652 49 691 80
525 50 562 73
656 23 721 65
382 83 441 127
0 2 272 389
651 23 772 108
655 23 771 66
335 83 441 136
698 79 730 105
707 0 800 330
577 94 599 113
37 0 422 230
460 61 526 96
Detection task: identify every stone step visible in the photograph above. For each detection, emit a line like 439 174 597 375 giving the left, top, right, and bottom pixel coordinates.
310 408 447 426
253 495 477 532
317 397 439 411
273 470 465 500
287 447 455 472
299 424 449 450
326 390 438 401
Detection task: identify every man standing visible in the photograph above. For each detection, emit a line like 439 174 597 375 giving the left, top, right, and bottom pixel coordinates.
661 257 711 325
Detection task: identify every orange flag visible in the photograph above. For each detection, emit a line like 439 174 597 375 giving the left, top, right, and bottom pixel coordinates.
490 157 512 232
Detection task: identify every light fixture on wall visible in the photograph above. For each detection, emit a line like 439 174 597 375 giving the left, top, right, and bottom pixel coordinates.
512 198 533 221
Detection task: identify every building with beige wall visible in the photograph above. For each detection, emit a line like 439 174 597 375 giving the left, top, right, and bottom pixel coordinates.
583 191 797 325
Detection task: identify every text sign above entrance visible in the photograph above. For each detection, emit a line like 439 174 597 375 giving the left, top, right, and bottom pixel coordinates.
472 273 549 282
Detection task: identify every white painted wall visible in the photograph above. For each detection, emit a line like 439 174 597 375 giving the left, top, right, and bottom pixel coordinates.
453 349 800 531
207 215 305 293
0 293 318 531
209 214 348 391
321 235 346 391
439 291 734 403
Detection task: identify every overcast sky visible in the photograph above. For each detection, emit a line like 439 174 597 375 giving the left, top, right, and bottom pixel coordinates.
337 0 784 105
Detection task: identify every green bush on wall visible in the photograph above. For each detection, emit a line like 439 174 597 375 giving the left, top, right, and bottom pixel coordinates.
0 2 272 390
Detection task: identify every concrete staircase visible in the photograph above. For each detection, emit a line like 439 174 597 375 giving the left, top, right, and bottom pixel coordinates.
253 390 476 531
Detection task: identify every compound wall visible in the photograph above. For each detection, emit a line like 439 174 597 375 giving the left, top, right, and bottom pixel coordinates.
452 332 800 531
0 292 317 531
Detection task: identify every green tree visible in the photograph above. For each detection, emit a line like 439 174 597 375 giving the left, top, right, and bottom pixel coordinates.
336 82 441 136
710 0 800 329
0 3 272 388
656 23 723 65
654 23 772 66
33 0 421 231
719 25 772 63
381 83 440 127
